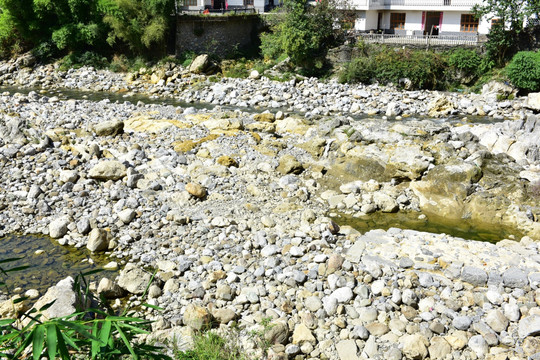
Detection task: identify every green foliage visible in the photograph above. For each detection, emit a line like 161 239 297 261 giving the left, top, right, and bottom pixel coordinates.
448 48 482 79
339 47 447 90
338 56 375 84
484 23 517 67
260 0 337 68
176 331 245 360
0 260 170 360
473 0 540 67
102 0 175 57
59 51 110 71
0 0 109 58
109 54 147 72
505 51 540 92
0 9 23 58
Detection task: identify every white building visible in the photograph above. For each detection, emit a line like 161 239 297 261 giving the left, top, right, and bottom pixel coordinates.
345 0 493 36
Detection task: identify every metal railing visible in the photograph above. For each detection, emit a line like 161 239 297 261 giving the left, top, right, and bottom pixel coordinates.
358 32 481 46
368 0 481 7
178 7 257 14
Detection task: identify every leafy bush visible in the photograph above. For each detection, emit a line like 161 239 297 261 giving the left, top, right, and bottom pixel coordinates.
338 56 376 84
506 51 540 92
339 47 447 90
448 48 482 79
59 51 109 70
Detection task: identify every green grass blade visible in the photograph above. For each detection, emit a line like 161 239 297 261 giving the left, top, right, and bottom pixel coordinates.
32 325 44 360
13 327 35 358
46 324 57 360
91 321 100 359
38 300 57 312
0 319 16 326
56 319 98 342
99 319 112 345
4 265 31 273
114 323 137 359
142 303 164 311
55 327 70 360
0 257 22 264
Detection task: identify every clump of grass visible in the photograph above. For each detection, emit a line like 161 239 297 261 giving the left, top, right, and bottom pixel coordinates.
176 331 246 360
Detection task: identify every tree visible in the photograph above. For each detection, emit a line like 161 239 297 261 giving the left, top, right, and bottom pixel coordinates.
0 0 107 55
260 0 337 69
102 0 175 56
473 0 540 66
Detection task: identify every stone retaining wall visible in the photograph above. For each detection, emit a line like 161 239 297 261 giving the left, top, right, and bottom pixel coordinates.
176 14 261 57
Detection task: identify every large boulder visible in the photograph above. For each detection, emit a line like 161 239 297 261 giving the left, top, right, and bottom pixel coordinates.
481 80 517 102
30 277 79 321
428 96 456 117
93 120 124 137
525 93 540 112
88 160 127 181
117 263 153 295
410 160 482 221
49 218 70 239
189 54 210 74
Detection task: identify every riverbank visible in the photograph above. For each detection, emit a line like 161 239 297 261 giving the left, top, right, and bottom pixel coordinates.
1 62 540 359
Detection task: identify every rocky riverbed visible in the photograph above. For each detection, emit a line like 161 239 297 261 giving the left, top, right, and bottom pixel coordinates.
1 58 540 359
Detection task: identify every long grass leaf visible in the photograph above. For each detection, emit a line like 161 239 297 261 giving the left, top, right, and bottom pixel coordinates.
142 303 164 311
114 323 137 359
4 265 31 273
38 300 57 312
46 324 57 360
99 320 112 345
32 325 44 360
91 321 100 359
0 319 16 326
0 257 22 264
13 327 35 358
55 327 70 360
56 319 98 341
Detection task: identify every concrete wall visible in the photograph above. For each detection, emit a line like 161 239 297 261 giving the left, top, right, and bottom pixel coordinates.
176 15 261 57
405 11 422 31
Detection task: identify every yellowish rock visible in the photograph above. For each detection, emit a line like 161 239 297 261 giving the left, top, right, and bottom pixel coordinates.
186 183 206 198
254 113 276 123
292 324 316 345
217 156 238 167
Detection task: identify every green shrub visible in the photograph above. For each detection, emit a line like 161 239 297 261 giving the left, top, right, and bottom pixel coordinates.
176 331 245 360
338 56 376 84
448 48 482 79
59 51 109 70
506 51 540 92
339 48 447 90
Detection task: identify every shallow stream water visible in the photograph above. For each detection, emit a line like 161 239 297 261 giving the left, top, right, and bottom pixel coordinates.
0 234 117 295
332 211 524 243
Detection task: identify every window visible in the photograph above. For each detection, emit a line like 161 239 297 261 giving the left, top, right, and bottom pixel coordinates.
491 18 502 28
390 13 406 30
460 14 478 32
244 0 254 5
183 0 197 5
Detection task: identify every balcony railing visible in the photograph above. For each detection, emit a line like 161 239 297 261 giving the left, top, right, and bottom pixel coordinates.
357 32 481 46
368 0 481 7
